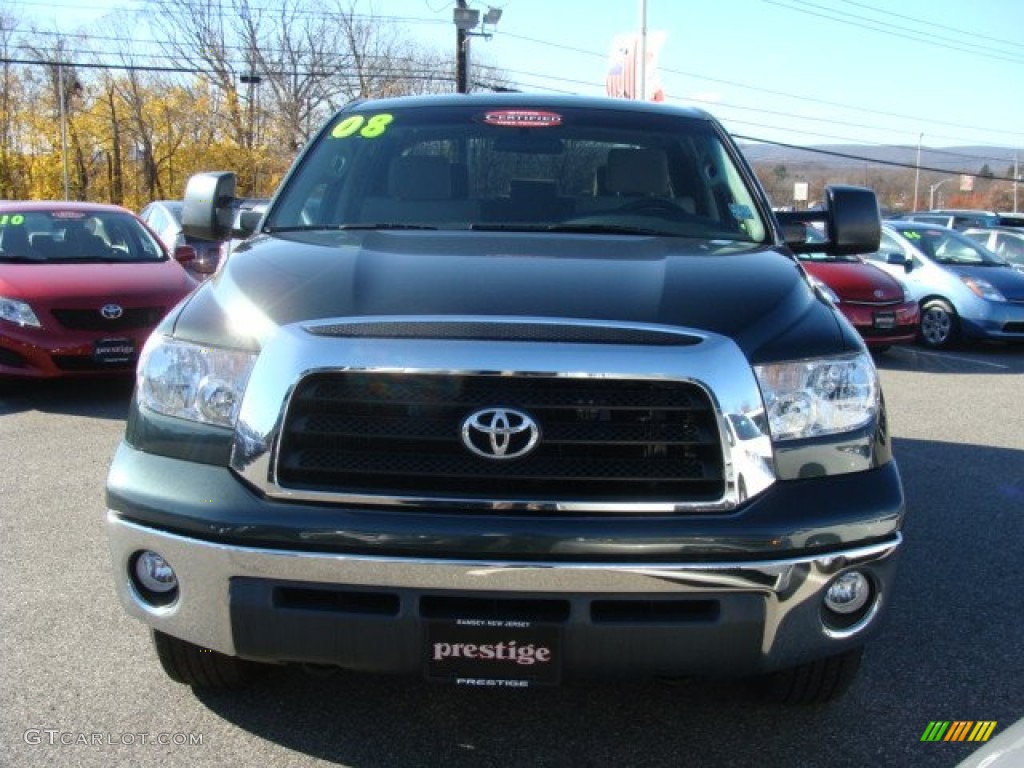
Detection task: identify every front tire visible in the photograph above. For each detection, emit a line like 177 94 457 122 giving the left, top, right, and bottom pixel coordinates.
151 629 260 690
918 299 958 348
749 646 863 705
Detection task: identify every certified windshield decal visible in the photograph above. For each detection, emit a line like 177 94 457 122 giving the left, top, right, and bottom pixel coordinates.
482 110 563 128
51 211 87 219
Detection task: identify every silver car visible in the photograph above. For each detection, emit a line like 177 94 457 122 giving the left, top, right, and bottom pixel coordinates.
140 200 227 281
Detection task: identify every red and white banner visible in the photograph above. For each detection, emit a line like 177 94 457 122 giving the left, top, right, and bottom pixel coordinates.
606 31 666 101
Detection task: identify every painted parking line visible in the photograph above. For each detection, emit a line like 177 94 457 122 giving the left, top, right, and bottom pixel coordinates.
887 346 1013 371
908 349 1012 370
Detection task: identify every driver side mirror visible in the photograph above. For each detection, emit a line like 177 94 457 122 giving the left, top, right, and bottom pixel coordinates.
173 244 197 264
884 251 912 273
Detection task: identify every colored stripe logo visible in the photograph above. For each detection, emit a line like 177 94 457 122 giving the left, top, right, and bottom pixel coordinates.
920 721 997 742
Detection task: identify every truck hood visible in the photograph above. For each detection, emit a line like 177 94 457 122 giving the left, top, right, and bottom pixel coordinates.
173 230 856 361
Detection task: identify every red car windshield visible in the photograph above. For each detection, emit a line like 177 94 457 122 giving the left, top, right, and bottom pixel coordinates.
0 209 166 264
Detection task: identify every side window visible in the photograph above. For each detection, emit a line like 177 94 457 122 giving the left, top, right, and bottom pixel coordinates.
867 231 904 263
998 234 1024 259
147 207 166 232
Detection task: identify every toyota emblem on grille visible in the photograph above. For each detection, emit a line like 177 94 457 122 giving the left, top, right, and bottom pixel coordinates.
100 304 124 320
461 408 540 460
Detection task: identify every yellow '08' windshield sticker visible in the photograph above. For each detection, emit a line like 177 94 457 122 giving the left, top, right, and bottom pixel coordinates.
331 113 394 139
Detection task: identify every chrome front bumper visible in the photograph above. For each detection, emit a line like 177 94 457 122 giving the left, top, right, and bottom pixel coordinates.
108 512 901 676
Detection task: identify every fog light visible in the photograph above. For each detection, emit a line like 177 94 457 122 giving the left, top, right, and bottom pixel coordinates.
134 550 178 594
824 571 870 615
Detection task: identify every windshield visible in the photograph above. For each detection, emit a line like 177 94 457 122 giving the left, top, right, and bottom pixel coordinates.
891 225 1009 267
265 103 768 242
0 209 167 263
794 224 860 263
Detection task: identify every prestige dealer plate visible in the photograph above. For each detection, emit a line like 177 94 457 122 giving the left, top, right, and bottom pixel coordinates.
426 619 561 687
94 337 136 364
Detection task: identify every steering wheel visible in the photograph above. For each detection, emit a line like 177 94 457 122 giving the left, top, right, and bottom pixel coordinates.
615 197 692 219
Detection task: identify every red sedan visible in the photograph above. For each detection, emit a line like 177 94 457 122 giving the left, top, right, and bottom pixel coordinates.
0 201 198 379
798 251 920 350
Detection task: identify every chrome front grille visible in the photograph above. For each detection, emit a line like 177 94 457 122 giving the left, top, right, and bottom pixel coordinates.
276 372 725 504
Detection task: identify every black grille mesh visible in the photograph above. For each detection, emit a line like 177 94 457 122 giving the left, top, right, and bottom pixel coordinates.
51 306 166 331
277 372 725 505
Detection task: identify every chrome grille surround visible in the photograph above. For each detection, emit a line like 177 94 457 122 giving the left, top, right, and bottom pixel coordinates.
231 316 778 512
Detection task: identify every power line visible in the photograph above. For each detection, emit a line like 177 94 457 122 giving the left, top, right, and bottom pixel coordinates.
12 3 1024 148
497 30 1024 145
735 134 1018 182
764 0 1024 66
838 0 1024 52
0 55 455 82
4 51 1015 178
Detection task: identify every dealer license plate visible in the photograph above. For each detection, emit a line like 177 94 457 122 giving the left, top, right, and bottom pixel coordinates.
425 619 562 687
873 311 896 330
93 337 136 364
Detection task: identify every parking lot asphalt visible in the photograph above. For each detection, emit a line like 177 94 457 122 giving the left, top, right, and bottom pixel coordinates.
1 342 1022 767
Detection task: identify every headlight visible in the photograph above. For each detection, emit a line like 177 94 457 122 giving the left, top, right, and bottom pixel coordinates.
960 276 1005 302
0 296 41 327
754 353 879 441
137 335 256 427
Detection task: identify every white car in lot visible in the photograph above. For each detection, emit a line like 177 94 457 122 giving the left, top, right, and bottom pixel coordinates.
962 227 1024 273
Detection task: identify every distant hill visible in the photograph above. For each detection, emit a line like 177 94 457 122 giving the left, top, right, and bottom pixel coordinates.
738 143 1019 177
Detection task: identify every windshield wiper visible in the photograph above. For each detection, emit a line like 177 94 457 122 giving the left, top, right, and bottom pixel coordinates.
545 222 675 236
469 223 673 236
267 223 437 233
0 254 45 262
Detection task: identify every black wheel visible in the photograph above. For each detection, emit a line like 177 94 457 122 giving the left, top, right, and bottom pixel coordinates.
151 629 260 690
918 298 959 349
749 646 863 705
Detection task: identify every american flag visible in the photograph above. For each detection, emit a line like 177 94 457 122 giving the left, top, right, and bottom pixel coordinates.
606 31 667 101
606 34 637 99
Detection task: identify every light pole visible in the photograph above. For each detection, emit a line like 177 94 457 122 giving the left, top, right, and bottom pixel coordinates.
638 0 647 101
1015 153 1019 213
240 72 262 193
453 3 502 93
929 177 955 210
58 61 69 201
913 132 922 212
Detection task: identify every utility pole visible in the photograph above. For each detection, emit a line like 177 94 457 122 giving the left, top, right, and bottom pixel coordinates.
58 61 69 201
913 132 922 211
456 0 469 94
453 4 501 93
1007 153 1015 214
638 0 647 101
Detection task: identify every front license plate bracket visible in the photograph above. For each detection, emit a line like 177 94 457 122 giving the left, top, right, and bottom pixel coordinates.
425 619 562 687
93 337 136 363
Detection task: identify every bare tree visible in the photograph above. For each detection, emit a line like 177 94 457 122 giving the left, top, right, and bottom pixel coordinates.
0 12 22 198
144 0 452 154
23 35 88 198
